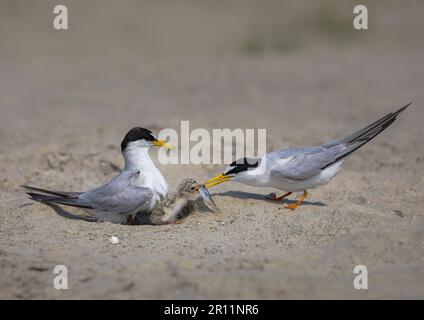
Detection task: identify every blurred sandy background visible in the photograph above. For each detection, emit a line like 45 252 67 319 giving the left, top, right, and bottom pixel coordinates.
0 0 423 298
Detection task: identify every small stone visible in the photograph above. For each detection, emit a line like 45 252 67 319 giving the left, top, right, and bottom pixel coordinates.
109 236 120 244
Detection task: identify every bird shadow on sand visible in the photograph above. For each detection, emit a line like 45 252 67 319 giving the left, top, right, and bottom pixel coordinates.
213 191 327 207
25 202 96 222
25 198 214 225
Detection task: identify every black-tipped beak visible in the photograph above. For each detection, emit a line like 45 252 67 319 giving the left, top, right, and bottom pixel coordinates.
203 173 232 188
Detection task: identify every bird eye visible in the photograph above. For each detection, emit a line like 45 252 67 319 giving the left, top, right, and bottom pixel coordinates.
191 187 195 190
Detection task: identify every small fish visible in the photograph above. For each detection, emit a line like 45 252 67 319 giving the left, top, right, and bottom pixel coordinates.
199 184 219 212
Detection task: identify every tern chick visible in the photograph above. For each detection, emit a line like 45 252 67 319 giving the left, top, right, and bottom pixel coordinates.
135 178 200 225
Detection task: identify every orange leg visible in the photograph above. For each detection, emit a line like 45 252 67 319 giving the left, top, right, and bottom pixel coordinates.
275 192 292 201
287 191 308 210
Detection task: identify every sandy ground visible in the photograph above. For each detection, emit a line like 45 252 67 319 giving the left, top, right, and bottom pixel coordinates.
1 1 424 299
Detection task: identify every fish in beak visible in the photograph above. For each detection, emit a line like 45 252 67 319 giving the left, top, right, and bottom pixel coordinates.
198 184 219 211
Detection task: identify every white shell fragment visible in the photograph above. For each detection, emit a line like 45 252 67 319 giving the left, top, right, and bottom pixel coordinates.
109 236 120 244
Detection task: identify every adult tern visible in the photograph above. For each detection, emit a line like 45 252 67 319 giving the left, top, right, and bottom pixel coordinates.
204 104 409 209
23 127 172 223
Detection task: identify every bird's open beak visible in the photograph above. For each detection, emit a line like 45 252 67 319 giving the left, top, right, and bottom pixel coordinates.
153 139 174 149
204 173 232 188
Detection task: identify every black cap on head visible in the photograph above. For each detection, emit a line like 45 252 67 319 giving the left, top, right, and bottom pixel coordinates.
225 157 259 175
121 127 156 151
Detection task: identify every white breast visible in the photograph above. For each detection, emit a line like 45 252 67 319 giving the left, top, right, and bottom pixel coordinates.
268 160 345 192
137 169 169 202
123 145 169 205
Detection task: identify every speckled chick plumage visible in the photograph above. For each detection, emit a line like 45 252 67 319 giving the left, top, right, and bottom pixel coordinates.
135 178 199 225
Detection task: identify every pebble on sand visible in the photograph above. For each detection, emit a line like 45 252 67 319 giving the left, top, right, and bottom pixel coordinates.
109 236 120 244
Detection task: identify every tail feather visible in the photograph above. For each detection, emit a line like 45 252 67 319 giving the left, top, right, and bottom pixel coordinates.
322 103 410 148
22 185 81 198
27 192 93 209
27 192 60 203
321 103 409 169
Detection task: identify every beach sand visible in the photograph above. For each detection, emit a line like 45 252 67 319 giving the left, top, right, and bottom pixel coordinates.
0 0 423 299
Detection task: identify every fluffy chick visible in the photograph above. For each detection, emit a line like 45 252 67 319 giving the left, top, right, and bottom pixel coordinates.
135 178 199 225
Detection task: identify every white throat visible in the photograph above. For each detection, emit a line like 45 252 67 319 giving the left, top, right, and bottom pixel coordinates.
123 145 169 199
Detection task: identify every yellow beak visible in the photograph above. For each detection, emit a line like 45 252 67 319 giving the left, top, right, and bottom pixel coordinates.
204 173 232 188
152 140 174 149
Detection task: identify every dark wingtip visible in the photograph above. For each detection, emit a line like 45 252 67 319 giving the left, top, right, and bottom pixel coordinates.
396 102 411 115
378 103 409 130
21 185 37 193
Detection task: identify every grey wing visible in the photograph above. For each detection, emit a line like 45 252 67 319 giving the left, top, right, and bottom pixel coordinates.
269 147 341 181
80 172 153 214
26 170 153 214
269 103 409 181
72 171 153 213
81 185 153 214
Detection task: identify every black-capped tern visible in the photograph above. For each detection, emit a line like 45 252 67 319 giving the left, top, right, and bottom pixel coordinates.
23 127 173 223
204 104 410 209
